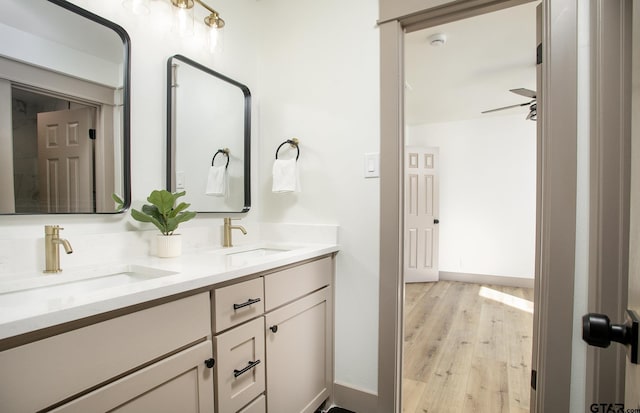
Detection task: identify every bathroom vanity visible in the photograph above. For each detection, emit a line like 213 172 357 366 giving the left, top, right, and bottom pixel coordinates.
0 244 337 413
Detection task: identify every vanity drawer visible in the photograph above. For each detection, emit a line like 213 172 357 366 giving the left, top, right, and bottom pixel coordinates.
214 317 265 413
0 292 211 413
239 395 266 413
264 257 332 311
213 277 264 333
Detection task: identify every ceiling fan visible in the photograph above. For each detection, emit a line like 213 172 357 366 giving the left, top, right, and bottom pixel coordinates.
482 88 537 121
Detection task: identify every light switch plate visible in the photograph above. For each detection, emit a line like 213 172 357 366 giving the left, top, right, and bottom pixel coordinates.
364 152 380 178
176 171 185 189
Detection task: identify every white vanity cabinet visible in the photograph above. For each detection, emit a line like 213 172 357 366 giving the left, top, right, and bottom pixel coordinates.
0 251 336 413
0 292 213 413
211 255 334 413
264 257 333 413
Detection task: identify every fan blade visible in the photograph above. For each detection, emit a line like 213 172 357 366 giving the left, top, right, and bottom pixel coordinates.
510 88 536 99
481 101 530 114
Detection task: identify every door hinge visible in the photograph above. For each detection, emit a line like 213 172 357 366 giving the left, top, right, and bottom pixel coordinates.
536 43 542 65
531 369 537 390
89 129 96 140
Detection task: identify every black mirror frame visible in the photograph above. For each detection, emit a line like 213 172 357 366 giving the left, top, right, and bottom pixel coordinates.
44 0 132 214
166 54 251 213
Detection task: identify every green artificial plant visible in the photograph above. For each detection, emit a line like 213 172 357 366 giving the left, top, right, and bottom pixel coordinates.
126 190 196 236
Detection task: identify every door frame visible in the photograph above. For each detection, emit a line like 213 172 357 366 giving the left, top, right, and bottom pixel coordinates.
378 0 582 411
585 0 632 406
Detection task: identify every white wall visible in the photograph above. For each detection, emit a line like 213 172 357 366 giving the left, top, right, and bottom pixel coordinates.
0 0 381 396
407 114 536 279
254 0 380 393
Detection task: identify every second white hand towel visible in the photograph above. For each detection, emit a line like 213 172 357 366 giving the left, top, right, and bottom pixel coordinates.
272 159 301 193
205 165 226 196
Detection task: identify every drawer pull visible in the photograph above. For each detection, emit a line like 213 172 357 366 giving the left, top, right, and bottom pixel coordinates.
233 298 261 310
205 358 215 368
233 360 261 378
270 325 278 333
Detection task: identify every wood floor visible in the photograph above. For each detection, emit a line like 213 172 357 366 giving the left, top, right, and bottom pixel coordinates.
402 281 533 413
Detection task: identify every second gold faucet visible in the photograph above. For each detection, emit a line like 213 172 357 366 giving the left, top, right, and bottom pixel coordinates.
223 218 246 247
44 225 73 273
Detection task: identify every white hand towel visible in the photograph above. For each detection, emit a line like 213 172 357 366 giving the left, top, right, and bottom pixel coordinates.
272 159 301 193
205 165 227 196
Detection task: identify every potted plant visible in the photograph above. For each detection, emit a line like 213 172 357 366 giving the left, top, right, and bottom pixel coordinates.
114 190 196 257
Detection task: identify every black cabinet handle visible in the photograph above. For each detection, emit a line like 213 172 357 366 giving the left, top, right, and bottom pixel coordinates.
270 325 278 333
233 360 261 378
204 358 215 368
233 298 261 310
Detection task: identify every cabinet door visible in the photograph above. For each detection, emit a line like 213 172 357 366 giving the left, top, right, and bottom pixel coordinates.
51 340 214 413
215 317 265 413
265 287 332 413
0 292 211 413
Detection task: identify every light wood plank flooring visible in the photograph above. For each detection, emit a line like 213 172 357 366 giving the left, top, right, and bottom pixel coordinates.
403 281 533 413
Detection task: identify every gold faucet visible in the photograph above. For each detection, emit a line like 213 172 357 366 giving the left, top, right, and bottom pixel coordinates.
44 225 73 273
223 218 247 247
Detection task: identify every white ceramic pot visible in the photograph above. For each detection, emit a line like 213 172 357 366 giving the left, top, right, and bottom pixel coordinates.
156 234 182 258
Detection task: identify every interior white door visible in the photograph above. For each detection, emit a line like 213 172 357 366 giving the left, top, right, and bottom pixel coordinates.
404 146 439 283
625 2 640 407
37 107 94 213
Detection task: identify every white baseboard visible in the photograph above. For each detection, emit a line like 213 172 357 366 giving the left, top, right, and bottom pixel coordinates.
439 271 534 288
332 382 378 413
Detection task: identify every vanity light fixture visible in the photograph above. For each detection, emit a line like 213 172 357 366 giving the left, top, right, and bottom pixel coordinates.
170 0 225 30
171 0 225 48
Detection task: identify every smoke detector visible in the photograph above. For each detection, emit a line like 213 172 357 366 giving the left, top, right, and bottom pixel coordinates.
428 33 447 47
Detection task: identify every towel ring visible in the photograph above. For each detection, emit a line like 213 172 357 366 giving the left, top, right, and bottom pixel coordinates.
275 138 300 161
212 148 230 168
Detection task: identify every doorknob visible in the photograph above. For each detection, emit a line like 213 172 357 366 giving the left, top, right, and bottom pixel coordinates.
582 309 640 364
434 219 440 224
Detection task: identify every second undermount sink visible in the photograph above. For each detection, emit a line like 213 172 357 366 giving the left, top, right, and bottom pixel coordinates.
225 247 290 266
0 265 178 307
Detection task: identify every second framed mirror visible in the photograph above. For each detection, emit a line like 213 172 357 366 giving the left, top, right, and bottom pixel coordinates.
167 54 250 213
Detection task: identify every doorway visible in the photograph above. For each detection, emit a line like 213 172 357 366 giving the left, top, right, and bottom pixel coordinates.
379 0 582 411
401 3 537 411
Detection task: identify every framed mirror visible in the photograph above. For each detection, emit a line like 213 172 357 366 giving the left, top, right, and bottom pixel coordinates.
167 54 250 213
0 0 130 214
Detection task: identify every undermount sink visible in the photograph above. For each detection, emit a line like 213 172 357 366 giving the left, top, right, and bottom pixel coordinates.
225 247 290 266
0 265 178 307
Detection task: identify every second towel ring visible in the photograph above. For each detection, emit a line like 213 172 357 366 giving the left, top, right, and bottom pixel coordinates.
212 148 230 168
275 138 300 161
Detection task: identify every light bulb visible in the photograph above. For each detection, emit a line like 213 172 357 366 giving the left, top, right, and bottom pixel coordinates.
173 6 194 37
208 28 219 52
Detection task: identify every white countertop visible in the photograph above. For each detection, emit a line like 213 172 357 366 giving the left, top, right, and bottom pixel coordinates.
0 242 339 341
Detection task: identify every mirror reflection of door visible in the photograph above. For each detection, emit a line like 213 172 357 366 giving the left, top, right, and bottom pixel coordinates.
37 107 95 213
11 87 96 213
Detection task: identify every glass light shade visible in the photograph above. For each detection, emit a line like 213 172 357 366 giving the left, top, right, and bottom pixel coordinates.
172 4 194 37
122 0 150 15
208 27 224 53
